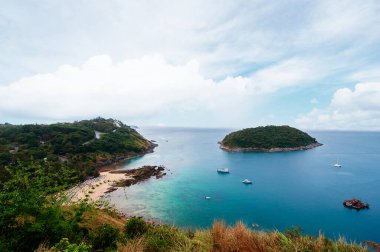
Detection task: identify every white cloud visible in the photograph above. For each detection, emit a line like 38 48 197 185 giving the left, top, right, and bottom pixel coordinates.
0 55 246 125
0 54 327 126
1 1 380 128
248 58 324 94
347 66 380 82
3 1 379 83
296 83 380 130
296 0 380 46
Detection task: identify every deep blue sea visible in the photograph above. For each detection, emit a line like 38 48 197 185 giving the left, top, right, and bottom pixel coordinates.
107 127 380 243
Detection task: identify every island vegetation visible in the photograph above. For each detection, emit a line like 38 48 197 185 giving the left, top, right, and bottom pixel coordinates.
220 125 322 152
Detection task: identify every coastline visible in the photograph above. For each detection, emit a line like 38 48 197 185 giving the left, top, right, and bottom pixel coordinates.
65 171 129 202
66 165 166 203
219 142 323 152
66 142 159 203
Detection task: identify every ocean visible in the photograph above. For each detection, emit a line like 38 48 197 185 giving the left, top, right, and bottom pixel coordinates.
107 127 380 243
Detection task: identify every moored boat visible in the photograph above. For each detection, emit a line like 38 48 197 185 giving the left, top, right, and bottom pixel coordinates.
242 179 252 184
343 198 369 210
217 168 230 173
333 159 342 167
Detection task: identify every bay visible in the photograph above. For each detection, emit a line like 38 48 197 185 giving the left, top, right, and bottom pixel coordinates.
107 127 380 243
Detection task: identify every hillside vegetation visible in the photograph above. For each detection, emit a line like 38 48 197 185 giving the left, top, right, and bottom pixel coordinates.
0 118 153 187
221 125 319 150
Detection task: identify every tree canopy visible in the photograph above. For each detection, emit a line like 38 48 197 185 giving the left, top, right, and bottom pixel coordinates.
221 126 318 149
0 118 153 186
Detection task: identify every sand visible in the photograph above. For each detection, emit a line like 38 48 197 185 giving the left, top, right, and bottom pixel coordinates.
65 171 128 202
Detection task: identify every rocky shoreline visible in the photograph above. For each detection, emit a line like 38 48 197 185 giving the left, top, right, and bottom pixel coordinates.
106 165 166 192
219 142 322 153
66 165 166 202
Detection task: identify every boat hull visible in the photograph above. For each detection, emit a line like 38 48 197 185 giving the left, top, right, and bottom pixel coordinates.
217 169 229 173
343 199 369 210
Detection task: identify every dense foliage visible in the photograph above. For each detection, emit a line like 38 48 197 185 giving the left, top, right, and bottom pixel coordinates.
0 162 89 251
0 118 153 186
221 125 318 149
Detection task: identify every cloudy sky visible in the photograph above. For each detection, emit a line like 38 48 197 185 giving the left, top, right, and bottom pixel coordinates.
1 0 380 130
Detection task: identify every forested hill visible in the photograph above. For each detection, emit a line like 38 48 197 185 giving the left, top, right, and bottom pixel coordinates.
221 125 320 151
0 117 154 186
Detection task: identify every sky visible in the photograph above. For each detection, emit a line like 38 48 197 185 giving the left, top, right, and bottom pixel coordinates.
1 0 380 130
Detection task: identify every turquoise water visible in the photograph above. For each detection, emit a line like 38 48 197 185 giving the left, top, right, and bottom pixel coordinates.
107 127 380 243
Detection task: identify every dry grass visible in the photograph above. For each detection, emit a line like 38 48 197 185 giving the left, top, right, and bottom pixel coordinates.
211 220 269 252
34 242 50 252
80 206 127 232
117 238 146 252
79 212 370 252
210 220 368 252
35 212 370 252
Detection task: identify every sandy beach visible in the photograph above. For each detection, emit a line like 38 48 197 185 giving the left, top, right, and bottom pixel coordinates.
66 171 128 202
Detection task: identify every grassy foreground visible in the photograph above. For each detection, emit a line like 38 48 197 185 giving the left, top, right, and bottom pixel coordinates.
34 205 369 252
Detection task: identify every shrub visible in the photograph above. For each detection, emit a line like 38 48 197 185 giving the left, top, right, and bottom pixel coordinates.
90 224 120 251
0 163 88 251
117 238 146 252
0 240 10 252
124 217 149 239
51 238 91 252
145 225 182 252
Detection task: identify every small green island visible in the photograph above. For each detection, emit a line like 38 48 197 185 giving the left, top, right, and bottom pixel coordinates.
220 125 322 152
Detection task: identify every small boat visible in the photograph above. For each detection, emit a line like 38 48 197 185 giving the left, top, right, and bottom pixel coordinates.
217 168 230 173
205 196 211 200
252 223 260 228
242 179 252 184
343 198 369 210
333 159 342 168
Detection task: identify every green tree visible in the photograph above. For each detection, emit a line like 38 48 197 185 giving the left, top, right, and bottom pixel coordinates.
0 162 87 251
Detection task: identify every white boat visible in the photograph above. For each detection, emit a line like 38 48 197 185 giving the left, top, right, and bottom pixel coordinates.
242 179 252 184
205 196 211 200
217 168 230 173
333 159 342 168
